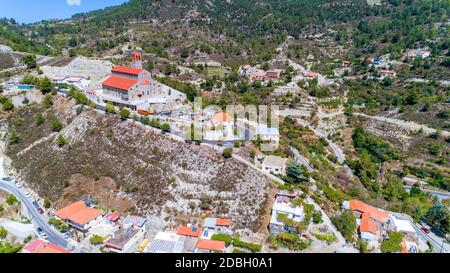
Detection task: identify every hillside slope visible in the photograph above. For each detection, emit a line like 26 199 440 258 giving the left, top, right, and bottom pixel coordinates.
2 97 271 231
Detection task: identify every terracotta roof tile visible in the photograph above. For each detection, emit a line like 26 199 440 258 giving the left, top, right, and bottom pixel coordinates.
196 239 225 252
211 112 232 123
360 218 377 235
102 76 138 91
349 200 389 223
112 66 143 76
216 218 231 226
176 226 202 237
55 201 102 226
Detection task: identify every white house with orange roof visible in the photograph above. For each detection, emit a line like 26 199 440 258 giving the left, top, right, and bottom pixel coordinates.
54 201 103 232
204 112 234 140
195 239 226 253
202 218 232 238
343 200 390 243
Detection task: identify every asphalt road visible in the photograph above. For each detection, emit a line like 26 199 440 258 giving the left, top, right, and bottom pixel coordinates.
292 120 354 177
403 185 450 201
289 146 315 172
0 179 69 249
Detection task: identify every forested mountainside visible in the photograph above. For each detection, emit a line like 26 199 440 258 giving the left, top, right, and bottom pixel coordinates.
1 0 449 59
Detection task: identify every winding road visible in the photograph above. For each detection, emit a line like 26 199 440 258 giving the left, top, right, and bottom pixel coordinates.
289 146 315 173
0 177 70 249
292 118 354 177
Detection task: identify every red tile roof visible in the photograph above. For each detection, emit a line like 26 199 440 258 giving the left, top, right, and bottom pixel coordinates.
112 66 143 76
141 79 151 85
55 201 102 226
107 213 120 222
23 240 71 254
348 200 389 224
360 218 377 235
216 218 231 226
176 226 202 237
196 239 225 252
102 76 138 91
307 71 317 78
381 70 396 74
34 243 71 254
211 112 232 123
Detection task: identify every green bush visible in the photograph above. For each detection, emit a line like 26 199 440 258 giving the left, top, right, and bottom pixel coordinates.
0 227 8 239
313 233 337 244
5 194 18 206
211 234 233 247
35 112 45 126
380 232 404 253
56 135 67 147
43 199 51 209
8 130 20 144
223 148 233 158
119 108 130 120
232 238 262 253
39 77 53 94
2 99 14 111
0 242 22 253
276 233 311 250
331 210 356 242
90 235 104 245
161 123 171 132
50 118 63 132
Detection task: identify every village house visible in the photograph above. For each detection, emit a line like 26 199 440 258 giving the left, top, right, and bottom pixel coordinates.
22 239 71 254
390 216 419 253
147 231 198 253
251 70 267 82
262 156 288 175
106 213 121 223
265 69 282 81
238 65 253 76
407 49 431 60
254 125 280 146
342 200 390 244
204 112 234 140
104 226 146 253
54 201 103 232
195 239 226 253
176 225 202 238
202 218 232 238
304 70 317 78
371 57 384 66
52 76 90 90
380 69 397 79
269 193 304 236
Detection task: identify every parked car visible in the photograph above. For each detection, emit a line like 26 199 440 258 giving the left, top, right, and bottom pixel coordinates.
64 231 73 239
421 226 431 234
37 208 44 214
32 201 39 208
2 177 13 181
36 227 45 236
16 182 22 188
24 192 31 198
